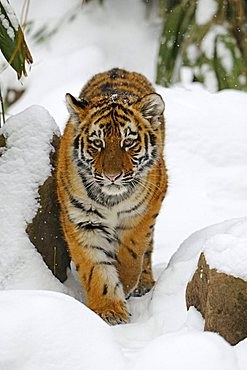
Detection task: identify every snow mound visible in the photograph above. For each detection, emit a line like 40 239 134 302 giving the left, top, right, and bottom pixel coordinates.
131 331 237 370
0 290 124 370
151 217 247 332
0 106 65 291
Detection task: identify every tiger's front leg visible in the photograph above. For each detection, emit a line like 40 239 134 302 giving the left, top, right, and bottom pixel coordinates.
63 218 129 325
117 222 155 298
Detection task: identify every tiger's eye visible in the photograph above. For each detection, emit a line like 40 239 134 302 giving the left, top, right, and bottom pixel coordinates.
124 138 134 147
93 139 102 148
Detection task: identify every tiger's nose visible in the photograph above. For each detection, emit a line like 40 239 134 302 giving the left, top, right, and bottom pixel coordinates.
104 172 122 182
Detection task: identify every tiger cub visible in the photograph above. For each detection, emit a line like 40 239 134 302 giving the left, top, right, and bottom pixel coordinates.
56 68 168 325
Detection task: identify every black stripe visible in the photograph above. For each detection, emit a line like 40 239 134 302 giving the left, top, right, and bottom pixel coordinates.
97 261 114 266
73 134 81 150
116 81 146 95
93 110 112 125
144 133 149 154
128 129 138 137
113 110 131 122
109 68 119 79
115 254 121 265
88 245 115 259
103 284 108 295
89 130 97 137
126 246 137 259
70 196 85 210
83 77 112 97
91 105 111 119
100 82 112 94
88 266 95 290
116 104 134 116
90 208 105 219
70 196 105 219
118 195 147 215
114 282 120 293
77 222 112 237
144 250 152 257
149 132 156 146
142 269 149 275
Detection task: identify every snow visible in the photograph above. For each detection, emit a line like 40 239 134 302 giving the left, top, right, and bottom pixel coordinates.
200 64 218 91
195 0 218 25
1 0 19 30
186 43 200 64
216 40 234 73
0 290 124 370
131 331 238 370
235 339 247 370
201 25 227 60
204 221 247 281
0 11 15 40
1 0 247 369
239 75 246 85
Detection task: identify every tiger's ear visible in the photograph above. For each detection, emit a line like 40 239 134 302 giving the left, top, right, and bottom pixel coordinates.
134 93 165 127
65 93 89 121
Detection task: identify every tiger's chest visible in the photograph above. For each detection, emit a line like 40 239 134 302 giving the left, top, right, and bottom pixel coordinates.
67 188 148 237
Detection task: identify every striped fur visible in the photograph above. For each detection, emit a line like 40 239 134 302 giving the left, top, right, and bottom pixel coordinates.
56 68 168 325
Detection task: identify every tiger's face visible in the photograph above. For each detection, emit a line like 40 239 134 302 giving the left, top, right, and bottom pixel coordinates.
66 93 165 203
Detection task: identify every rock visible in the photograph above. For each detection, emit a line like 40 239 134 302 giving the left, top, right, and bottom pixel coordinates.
0 134 6 156
26 135 71 282
0 134 6 147
186 253 247 345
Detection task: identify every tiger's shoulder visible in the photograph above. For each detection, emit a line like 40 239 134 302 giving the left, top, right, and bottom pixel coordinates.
80 68 155 102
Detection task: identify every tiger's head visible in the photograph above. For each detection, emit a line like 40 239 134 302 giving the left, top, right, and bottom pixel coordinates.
66 92 165 205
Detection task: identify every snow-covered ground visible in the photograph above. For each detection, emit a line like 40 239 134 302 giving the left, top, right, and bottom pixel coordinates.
1 1 247 369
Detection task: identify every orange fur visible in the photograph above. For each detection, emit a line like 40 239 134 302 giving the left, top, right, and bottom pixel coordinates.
56 68 168 325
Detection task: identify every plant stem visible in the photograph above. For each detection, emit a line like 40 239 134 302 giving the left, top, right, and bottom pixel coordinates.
0 84 5 128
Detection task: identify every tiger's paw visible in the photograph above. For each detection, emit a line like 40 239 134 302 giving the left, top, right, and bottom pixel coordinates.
94 300 130 325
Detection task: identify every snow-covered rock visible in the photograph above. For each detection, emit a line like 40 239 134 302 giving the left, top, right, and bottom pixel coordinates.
26 134 71 283
187 252 247 345
0 105 66 292
186 218 247 345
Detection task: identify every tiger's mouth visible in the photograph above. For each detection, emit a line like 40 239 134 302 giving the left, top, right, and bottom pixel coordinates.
93 174 134 196
101 182 128 196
